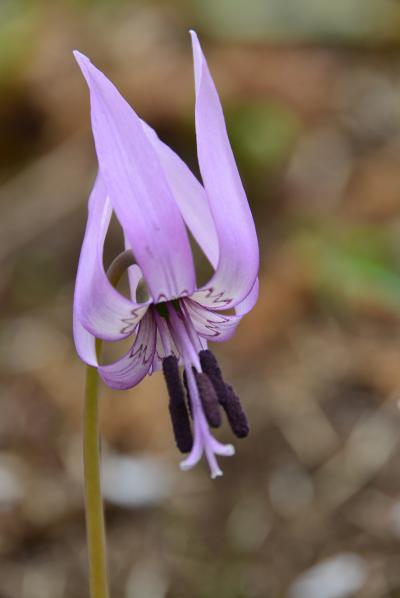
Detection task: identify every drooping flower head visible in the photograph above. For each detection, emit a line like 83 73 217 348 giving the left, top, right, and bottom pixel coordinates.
73 31 259 478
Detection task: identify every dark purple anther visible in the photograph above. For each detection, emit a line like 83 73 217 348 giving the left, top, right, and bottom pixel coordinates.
162 356 193 453
194 372 222 428
199 350 229 403
221 384 249 438
199 349 249 438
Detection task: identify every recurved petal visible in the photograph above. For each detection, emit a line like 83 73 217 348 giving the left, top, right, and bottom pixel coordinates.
184 298 241 342
74 51 196 302
141 120 219 269
190 31 259 311
235 278 259 316
74 175 149 342
73 310 98 366
99 310 156 389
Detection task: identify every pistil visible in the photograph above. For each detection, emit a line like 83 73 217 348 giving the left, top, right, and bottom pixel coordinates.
165 301 234 478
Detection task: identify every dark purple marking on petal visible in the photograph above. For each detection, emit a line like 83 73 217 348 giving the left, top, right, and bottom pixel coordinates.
119 308 146 334
200 314 233 336
194 372 222 428
128 340 152 365
162 356 193 453
156 291 190 304
196 287 232 307
183 299 241 342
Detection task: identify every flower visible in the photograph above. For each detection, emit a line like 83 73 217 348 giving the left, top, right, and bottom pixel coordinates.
73 31 259 478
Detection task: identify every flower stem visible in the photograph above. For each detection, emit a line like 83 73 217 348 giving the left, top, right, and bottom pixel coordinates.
82 250 135 598
84 358 109 598
83 249 134 598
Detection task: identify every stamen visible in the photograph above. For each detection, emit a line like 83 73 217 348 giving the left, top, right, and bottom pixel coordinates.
162 356 193 453
168 308 235 477
194 372 222 428
199 349 229 403
221 384 250 438
199 350 249 438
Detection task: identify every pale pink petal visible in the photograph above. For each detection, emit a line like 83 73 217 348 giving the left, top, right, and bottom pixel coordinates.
99 310 156 389
74 51 196 302
73 175 149 342
141 121 219 269
184 298 242 342
235 278 259 316
73 311 98 366
190 31 259 310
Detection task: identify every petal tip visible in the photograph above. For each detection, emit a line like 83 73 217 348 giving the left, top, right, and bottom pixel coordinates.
73 50 93 79
189 29 201 53
73 50 88 65
190 30 204 91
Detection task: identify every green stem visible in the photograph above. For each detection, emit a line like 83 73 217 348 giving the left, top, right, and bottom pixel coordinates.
83 250 135 598
84 355 109 598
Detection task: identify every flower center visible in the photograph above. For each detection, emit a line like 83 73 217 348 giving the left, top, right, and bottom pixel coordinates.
154 300 249 478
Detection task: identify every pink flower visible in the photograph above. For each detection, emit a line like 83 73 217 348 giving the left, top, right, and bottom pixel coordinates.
73 32 259 478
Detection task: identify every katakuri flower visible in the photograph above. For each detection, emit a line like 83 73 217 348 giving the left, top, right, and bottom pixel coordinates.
73 31 259 478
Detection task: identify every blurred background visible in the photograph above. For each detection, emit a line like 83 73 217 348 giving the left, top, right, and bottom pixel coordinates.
2 0 400 596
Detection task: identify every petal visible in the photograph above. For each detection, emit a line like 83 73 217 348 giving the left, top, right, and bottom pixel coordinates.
184 298 241 342
150 311 181 374
74 175 149 341
73 310 98 366
141 121 219 269
185 279 259 347
99 310 156 389
74 51 196 302
235 278 259 316
190 31 259 310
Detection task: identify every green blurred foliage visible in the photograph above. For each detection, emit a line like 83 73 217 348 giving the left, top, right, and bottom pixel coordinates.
229 102 301 172
0 1 36 82
294 223 400 312
194 0 400 42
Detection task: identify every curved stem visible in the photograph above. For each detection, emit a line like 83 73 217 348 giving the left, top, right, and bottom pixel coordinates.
82 250 136 598
107 249 135 287
84 350 109 598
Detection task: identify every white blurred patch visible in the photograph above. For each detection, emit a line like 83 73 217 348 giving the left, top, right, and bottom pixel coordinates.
125 558 168 598
289 553 368 598
101 453 174 507
268 463 314 518
0 455 24 508
388 500 400 539
0 318 67 373
21 568 66 598
227 496 270 551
